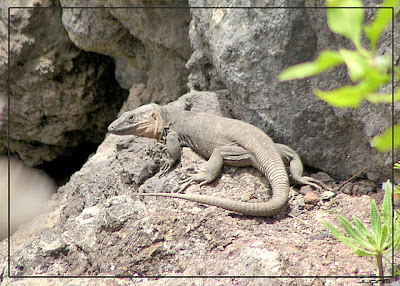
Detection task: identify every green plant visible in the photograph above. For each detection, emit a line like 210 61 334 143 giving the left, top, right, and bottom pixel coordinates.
277 1 400 282
324 182 400 283
279 0 400 152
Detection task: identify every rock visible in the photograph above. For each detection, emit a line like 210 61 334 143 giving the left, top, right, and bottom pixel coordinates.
0 92 389 284
0 0 128 168
304 191 320 204
310 172 332 183
296 198 306 209
299 185 312 195
1 2 398 284
352 181 376 195
3 1 395 185
60 0 192 105
114 57 148 90
1 0 193 178
339 182 353 195
186 0 397 183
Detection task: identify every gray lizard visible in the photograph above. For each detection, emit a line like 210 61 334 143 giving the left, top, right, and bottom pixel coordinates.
108 103 327 216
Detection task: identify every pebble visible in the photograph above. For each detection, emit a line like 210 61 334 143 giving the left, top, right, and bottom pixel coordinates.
339 182 352 195
304 191 320 204
311 172 332 182
296 198 305 209
299 185 312 195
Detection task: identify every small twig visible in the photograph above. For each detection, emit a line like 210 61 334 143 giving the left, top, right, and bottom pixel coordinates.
288 214 308 225
333 167 367 192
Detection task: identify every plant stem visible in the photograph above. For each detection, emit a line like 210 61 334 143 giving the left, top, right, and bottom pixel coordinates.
375 254 384 286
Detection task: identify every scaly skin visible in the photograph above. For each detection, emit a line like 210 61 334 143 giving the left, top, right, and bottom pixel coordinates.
108 103 326 216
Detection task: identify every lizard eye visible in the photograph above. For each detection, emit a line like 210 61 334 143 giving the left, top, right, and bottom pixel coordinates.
129 115 134 120
151 113 157 120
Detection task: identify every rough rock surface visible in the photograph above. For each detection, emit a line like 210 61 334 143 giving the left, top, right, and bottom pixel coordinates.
186 0 399 182
1 0 192 176
0 0 128 170
60 0 192 109
1 92 397 286
2 0 396 184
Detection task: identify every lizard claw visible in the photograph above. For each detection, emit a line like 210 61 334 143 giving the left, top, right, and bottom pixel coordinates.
301 176 330 191
177 171 214 193
159 158 174 176
177 176 195 193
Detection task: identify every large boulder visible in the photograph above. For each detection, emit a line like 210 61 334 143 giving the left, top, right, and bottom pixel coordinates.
1 0 192 172
186 0 398 182
0 0 128 168
60 0 192 109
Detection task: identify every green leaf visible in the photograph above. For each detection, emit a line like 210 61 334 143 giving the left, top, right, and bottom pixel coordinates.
352 248 376 256
395 66 400 81
278 50 343 81
314 85 365 108
394 222 400 248
338 215 369 246
358 71 394 104
372 54 392 73
382 182 393 226
370 200 382 243
363 67 391 90
339 49 370 82
379 225 389 249
364 0 398 52
324 221 361 249
353 216 375 244
352 218 381 252
371 123 400 152
324 220 347 240
365 92 399 104
326 0 364 49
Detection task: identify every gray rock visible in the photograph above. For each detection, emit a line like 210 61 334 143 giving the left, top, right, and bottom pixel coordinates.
60 0 192 105
114 57 148 90
1 0 193 171
187 0 398 182
0 0 127 166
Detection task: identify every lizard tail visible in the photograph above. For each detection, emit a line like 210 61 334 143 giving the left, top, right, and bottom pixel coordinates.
132 192 288 216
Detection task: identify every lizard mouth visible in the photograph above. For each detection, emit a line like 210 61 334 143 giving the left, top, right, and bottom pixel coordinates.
108 119 149 135
108 104 164 140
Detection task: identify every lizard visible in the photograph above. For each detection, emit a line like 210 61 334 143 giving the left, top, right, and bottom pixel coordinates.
108 103 328 217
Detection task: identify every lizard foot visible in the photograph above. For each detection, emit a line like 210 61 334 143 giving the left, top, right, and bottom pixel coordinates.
158 158 175 176
177 172 214 193
298 176 330 191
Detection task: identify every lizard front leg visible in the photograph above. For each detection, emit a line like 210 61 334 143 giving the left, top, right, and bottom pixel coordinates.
160 131 181 175
179 146 225 192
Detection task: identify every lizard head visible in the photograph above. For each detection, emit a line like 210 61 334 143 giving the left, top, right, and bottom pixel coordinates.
108 104 164 140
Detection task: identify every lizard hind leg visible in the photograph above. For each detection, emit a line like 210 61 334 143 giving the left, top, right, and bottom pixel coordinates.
292 175 330 191
178 146 224 193
274 143 330 191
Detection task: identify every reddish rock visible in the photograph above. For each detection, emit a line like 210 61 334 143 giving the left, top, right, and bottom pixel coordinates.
304 191 320 204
